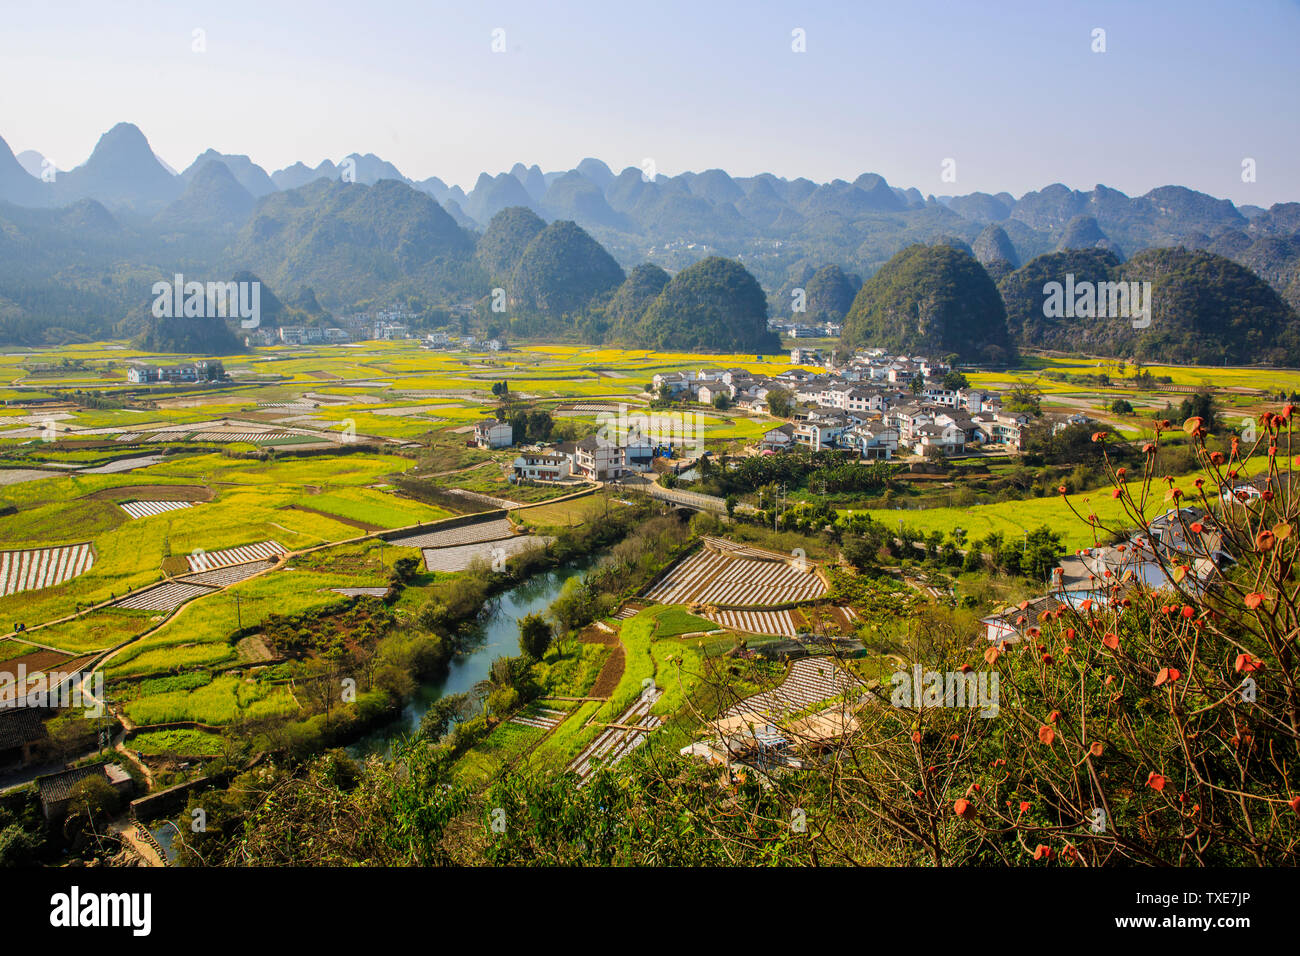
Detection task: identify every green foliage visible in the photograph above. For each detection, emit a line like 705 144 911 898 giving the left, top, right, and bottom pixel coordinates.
841 244 1014 363
134 315 243 355
802 263 859 321
476 206 546 281
625 256 781 353
511 220 625 317
607 263 671 334
518 612 553 660
1002 246 1300 364
766 386 794 417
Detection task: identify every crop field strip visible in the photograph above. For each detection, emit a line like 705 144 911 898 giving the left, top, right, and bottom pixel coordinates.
711 608 802 637
119 500 194 519
178 560 275 587
723 657 864 721
187 431 302 443
114 579 218 611
568 690 663 782
187 541 285 573
330 587 389 597
509 705 567 730
644 547 825 607
388 518 517 549
420 534 554 573
0 543 95 597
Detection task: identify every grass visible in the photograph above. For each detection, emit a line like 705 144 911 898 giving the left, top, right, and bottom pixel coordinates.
644 605 719 638
297 488 450 528
29 608 155 655
454 720 547 788
129 728 225 756
106 565 374 679
6 340 1289 760
122 673 299 725
851 476 1200 551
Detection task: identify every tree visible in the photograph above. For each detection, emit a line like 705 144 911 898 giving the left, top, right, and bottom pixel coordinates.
63 774 120 844
1175 392 1219 432
420 692 474 742
942 370 969 391
1109 397 1134 415
1005 384 1042 416
712 392 731 410
1021 525 1065 581
518 613 553 660
766 387 794 418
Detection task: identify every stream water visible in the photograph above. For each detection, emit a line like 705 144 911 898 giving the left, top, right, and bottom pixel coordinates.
347 562 589 759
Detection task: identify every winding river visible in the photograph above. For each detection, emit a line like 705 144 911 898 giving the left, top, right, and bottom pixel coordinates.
348 562 590 759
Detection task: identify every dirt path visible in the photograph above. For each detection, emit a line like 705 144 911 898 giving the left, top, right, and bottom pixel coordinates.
111 819 165 866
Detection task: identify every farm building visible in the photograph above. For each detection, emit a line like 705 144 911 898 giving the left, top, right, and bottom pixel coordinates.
474 419 513 449
980 595 1065 646
511 451 572 482
0 708 49 768
35 763 134 821
572 435 626 481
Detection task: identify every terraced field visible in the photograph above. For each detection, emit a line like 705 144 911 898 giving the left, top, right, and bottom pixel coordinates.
722 657 863 722
568 689 663 782
119 500 193 519
420 534 554 573
0 543 95 596
114 580 216 611
179 559 275 587
645 542 825 607
710 608 803 637
387 517 516 549
187 541 285 573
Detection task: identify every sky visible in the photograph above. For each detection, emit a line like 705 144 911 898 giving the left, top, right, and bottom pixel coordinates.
1 0 1297 205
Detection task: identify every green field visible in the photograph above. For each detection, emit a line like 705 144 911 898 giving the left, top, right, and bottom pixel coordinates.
0 338 1282 781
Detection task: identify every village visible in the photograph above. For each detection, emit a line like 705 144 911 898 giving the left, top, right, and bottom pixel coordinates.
487 348 1098 487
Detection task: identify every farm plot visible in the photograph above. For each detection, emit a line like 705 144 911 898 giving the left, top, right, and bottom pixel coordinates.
567 688 662 782
644 544 825 607
510 704 567 731
119 500 194 520
388 517 516 549
188 431 306 443
0 543 95 597
421 534 553 573
115 580 217 612
722 657 863 722
711 608 803 638
331 587 389 597
179 559 275 587
188 541 285 572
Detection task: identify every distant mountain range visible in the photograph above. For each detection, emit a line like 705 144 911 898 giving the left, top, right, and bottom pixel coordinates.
1 122 1299 359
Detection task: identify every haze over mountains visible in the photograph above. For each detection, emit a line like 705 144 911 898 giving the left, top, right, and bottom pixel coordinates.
2 121 1299 361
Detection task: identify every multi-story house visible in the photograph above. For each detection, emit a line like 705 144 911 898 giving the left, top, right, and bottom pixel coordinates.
474 419 514 449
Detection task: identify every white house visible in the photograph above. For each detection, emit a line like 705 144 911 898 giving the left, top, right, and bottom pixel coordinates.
573 434 626 481
474 419 514 449
760 423 796 452
794 417 851 450
512 452 572 482
913 422 966 456
847 422 899 460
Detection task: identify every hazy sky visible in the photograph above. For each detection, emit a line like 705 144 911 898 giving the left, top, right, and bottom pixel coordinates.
2 0 1297 205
